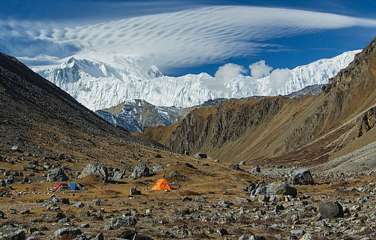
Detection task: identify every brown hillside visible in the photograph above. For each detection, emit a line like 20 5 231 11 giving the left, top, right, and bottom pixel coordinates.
144 37 376 166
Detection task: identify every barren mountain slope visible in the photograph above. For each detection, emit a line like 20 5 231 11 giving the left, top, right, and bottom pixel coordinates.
144 38 376 166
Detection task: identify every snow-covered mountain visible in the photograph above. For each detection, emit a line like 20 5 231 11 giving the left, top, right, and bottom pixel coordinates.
96 99 186 132
34 50 360 111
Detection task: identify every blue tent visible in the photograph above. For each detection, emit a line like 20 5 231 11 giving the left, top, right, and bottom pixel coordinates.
68 182 80 191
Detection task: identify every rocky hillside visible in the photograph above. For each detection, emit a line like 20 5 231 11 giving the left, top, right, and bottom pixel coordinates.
96 99 187 132
144 38 376 166
0 52 167 162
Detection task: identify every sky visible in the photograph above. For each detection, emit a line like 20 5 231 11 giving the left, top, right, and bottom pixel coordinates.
0 0 376 76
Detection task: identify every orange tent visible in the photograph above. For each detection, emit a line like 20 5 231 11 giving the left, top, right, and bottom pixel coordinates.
151 178 173 191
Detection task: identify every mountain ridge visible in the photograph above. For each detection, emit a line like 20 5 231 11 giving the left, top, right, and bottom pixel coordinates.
144 38 376 167
34 50 359 110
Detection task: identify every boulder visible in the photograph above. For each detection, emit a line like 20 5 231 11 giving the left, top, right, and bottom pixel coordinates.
54 227 82 239
109 169 125 182
319 201 344 219
131 162 152 179
47 168 68 182
267 182 298 198
0 224 26 240
292 169 314 185
193 152 207 159
78 163 108 181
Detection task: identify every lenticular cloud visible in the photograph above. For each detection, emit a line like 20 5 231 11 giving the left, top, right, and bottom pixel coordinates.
1 6 376 68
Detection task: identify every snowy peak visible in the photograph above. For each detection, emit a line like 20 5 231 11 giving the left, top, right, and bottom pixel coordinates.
34 50 360 110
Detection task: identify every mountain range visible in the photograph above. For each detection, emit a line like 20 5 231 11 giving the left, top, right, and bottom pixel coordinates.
34 50 359 111
144 38 376 170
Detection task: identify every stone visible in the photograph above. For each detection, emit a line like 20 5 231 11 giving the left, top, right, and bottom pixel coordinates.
118 230 153 240
319 201 344 219
217 228 228 236
300 233 313 240
252 165 261 173
10 145 19 151
129 186 141 196
110 169 124 182
151 164 163 174
0 210 5 219
93 233 104 240
47 168 68 182
80 223 90 228
0 224 26 240
267 182 297 198
290 229 305 237
74 201 85 208
131 162 152 179
20 209 30 215
54 228 81 239
193 152 207 159
239 235 266 240
292 169 314 185
108 215 137 229
78 163 108 182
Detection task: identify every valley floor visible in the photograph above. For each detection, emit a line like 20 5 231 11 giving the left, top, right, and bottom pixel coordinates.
1 149 376 240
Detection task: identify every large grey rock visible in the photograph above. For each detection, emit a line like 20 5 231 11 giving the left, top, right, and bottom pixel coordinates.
109 169 125 182
267 182 297 197
292 169 314 185
47 168 68 182
54 227 82 239
78 163 108 181
131 162 152 179
319 201 344 219
0 224 26 240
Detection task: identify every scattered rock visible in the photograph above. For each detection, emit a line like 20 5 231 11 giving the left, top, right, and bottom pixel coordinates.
194 152 207 159
217 228 228 237
10 145 19 152
54 227 82 239
252 165 261 174
0 224 26 240
47 168 68 182
107 215 137 230
109 169 125 182
78 163 108 182
129 186 141 196
267 182 297 198
0 210 5 219
319 201 344 219
131 162 152 179
292 169 314 185
74 201 85 208
239 235 265 240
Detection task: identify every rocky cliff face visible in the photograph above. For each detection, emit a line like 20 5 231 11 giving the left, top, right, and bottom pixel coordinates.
145 38 376 165
96 99 187 132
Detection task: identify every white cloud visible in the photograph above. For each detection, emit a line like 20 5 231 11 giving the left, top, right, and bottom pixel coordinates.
203 63 245 92
215 63 246 81
249 60 273 78
1 6 376 68
269 68 292 91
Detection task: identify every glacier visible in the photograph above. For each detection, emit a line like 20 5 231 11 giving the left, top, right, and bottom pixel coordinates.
34 50 360 111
